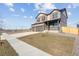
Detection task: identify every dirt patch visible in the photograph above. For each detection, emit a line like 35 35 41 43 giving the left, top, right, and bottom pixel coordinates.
19 33 75 56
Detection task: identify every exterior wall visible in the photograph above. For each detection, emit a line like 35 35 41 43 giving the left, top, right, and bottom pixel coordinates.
47 15 51 21
50 25 59 30
45 10 61 21
61 27 79 35
49 20 60 30
50 10 61 20
36 14 47 23
44 24 48 30
60 12 67 26
32 9 67 32
36 25 44 31
44 19 61 31
32 23 45 32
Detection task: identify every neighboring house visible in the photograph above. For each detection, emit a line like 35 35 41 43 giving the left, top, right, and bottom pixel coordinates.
77 24 79 28
31 8 68 32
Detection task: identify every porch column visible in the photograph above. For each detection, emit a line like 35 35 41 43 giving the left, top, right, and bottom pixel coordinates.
47 21 50 30
57 20 60 31
44 23 45 30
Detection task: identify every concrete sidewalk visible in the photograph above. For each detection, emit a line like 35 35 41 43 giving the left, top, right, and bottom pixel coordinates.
2 33 51 56
1 32 39 40
10 32 39 38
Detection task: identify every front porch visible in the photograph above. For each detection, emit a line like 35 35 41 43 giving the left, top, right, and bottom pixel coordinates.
32 19 61 32
44 19 61 31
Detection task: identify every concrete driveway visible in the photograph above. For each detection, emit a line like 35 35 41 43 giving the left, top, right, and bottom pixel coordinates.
1 32 51 56
10 32 39 38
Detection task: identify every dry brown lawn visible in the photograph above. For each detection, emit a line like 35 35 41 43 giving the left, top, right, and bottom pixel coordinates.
19 33 75 56
0 40 18 56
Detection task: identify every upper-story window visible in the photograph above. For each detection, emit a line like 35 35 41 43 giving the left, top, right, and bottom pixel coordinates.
37 18 40 22
53 12 58 19
41 16 45 21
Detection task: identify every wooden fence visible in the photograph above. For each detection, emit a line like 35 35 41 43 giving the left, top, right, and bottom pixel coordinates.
61 27 79 35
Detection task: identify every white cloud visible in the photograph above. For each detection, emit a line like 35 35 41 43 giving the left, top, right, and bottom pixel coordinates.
9 8 15 12
34 3 43 11
21 8 25 13
14 14 19 16
23 16 33 20
68 11 71 16
67 4 72 8
67 3 79 9
4 3 14 7
43 3 56 10
72 3 79 8
24 16 27 18
4 3 15 12
30 16 33 19
34 3 56 13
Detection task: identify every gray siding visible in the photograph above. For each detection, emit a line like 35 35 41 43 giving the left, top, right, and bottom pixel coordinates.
60 13 67 26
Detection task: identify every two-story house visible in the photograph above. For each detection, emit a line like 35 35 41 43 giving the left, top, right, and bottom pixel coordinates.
31 8 68 32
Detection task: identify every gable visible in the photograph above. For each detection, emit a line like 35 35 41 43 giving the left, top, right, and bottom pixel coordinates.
50 10 61 19
60 8 68 18
36 13 47 19
36 13 47 22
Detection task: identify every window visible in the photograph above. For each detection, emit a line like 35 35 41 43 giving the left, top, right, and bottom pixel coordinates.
37 18 40 22
42 16 45 21
53 12 58 19
37 16 46 22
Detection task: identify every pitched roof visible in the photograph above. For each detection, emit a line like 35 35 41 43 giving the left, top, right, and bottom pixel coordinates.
35 13 47 19
35 8 68 19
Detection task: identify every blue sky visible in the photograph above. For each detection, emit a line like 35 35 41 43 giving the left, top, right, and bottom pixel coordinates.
0 3 79 29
